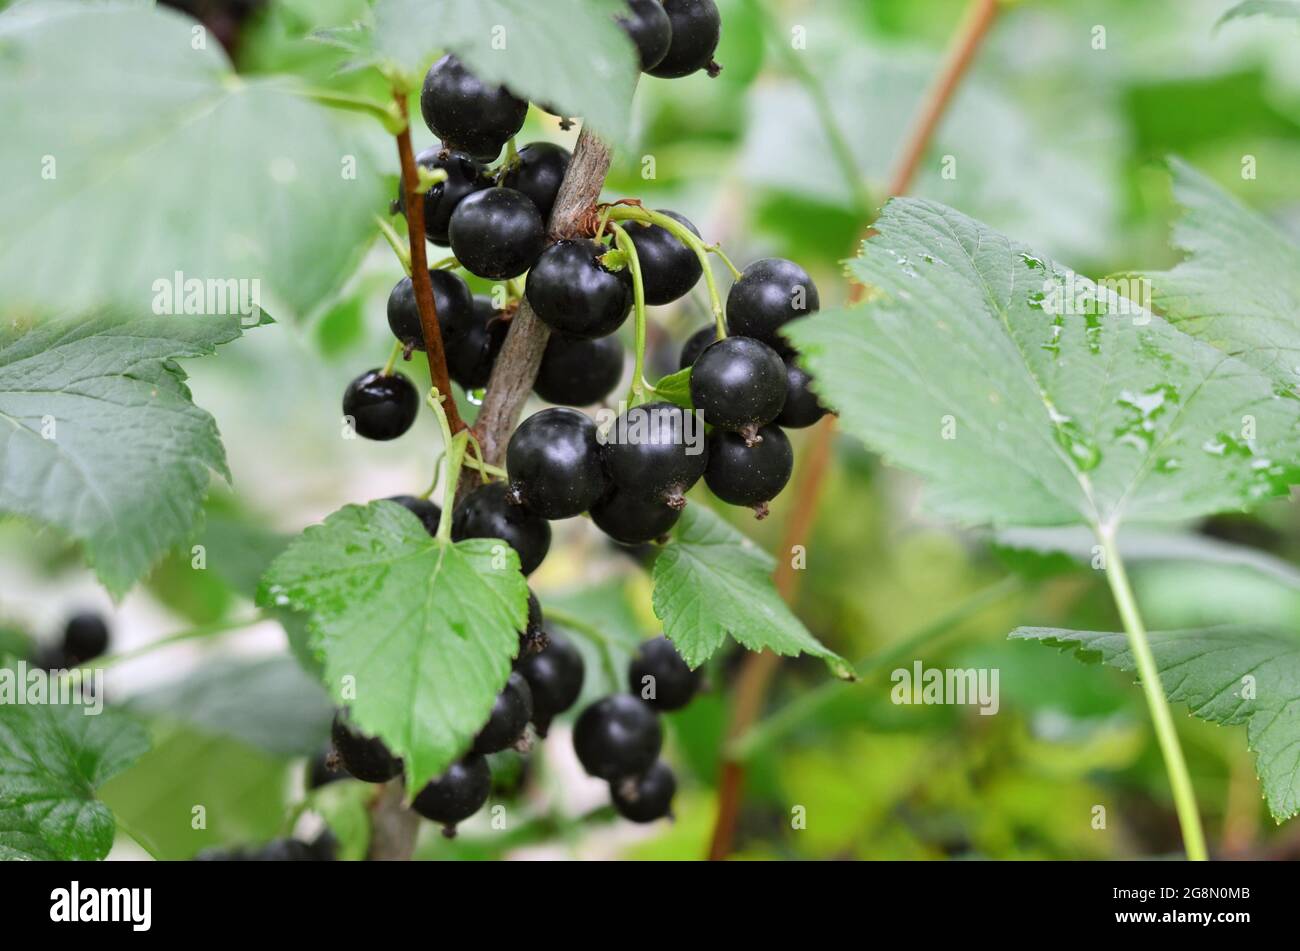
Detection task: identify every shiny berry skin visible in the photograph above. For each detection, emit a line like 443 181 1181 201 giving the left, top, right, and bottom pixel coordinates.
451 481 551 575
704 424 793 514
420 55 527 163
526 239 632 339
601 402 706 507
647 0 722 79
399 146 491 246
386 494 442 536
679 325 716 370
777 359 827 428
590 485 682 545
62 612 109 664
516 631 585 736
726 258 820 348
535 332 625 406
625 210 703 305
506 408 607 519
412 754 491 835
573 694 663 781
387 270 475 351
628 636 700 710
472 672 533 755
446 296 508 390
331 712 402 783
500 142 571 223
611 761 677 823
689 336 787 438
343 370 419 441
449 187 546 280
618 0 673 71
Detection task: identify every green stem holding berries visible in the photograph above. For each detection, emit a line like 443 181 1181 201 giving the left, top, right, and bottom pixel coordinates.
609 222 652 406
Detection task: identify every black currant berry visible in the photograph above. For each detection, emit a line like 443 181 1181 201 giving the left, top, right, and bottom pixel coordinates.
254 839 320 862
573 694 663 781
331 712 402 783
62 612 109 664
446 296 509 390
451 481 551 575
449 187 546 280
611 762 677 823
618 0 673 71
777 359 827 429
412 754 491 836
526 239 632 339
590 486 683 545
506 408 608 519
625 210 703 305
501 142 571 222
601 402 706 508
679 325 716 370
647 0 722 79
420 55 527 163
307 749 343 790
689 336 786 442
704 424 793 517
521 588 548 656
628 636 700 711
343 369 419 441
472 672 534 755
516 631 585 736
535 332 625 406
387 270 475 352
398 146 491 246
726 258 821 347
386 494 442 536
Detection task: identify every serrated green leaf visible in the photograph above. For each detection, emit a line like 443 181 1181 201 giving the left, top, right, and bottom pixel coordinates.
257 501 529 790
651 506 852 678
1218 1 1300 27
0 703 149 860
0 313 248 597
651 368 694 409
786 198 1300 533
1012 625 1300 821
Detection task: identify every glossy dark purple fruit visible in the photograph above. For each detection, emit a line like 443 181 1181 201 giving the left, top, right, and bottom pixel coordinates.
520 588 547 656
398 146 491 246
387 270 475 351
679 325 716 370
689 336 786 440
446 296 509 390
526 239 632 339
704 423 793 516
624 210 703 305
386 495 442 536
726 258 821 347
472 672 533 755
62 612 109 664
647 0 722 79
611 761 676 823
500 142 571 222
331 712 402 783
628 636 700 710
777 359 828 428
618 0 673 71
411 754 491 835
343 370 419 441
449 187 546 280
535 332 625 406
600 401 706 507
506 408 607 520
516 631 585 736
420 55 527 163
590 485 683 545
451 481 551 575
573 694 662 781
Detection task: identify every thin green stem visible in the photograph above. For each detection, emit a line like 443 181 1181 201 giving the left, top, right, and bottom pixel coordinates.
1099 528 1207 861
545 608 623 689
507 278 526 301
610 222 652 406
71 614 269 674
382 339 403 376
426 388 468 541
430 255 460 270
462 453 507 481
376 215 412 275
299 87 405 133
708 243 743 281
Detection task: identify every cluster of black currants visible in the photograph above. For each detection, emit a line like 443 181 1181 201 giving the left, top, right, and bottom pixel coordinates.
31 612 110 670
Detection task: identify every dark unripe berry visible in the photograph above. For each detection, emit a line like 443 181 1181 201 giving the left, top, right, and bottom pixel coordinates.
62 612 109 664
679 325 716 370
628 636 700 710
450 188 546 280
689 337 787 439
647 0 722 79
343 370 419 441
618 0 673 71
412 754 491 835
451 481 551 575
705 424 793 516
387 270 475 351
526 239 632 339
420 55 527 163
398 147 491 246
777 360 827 428
535 332 625 406
726 258 820 347
331 712 402 783
516 631 585 736
600 401 706 508
625 210 703 305
473 672 533 755
446 296 508 390
500 142 571 222
506 408 607 520
590 485 682 545
386 494 442 536
611 762 677 823
573 694 663 781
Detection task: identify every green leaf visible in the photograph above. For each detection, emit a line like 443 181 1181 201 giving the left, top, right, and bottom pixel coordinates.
308 779 373 861
651 506 852 678
0 703 149 860
1218 1 1300 27
257 501 529 790
785 198 1300 532
0 313 248 597
0 2 386 321
1012 625 1300 821
651 368 694 409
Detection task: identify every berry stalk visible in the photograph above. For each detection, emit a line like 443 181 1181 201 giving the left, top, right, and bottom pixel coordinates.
608 222 652 406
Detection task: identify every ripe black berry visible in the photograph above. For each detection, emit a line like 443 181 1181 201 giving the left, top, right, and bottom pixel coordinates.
387 494 442 536
331 712 402 783
451 481 551 575
777 359 827 428
62 612 109 665
500 142 571 222
449 187 546 280
618 0 673 71
704 423 793 516
590 485 682 545
679 325 716 370
506 408 608 520
472 672 533 755
689 336 787 440
516 631 585 736
398 146 491 246
600 402 706 508
573 694 663 781
343 369 419 441
526 239 632 339
611 762 677 823
412 754 491 835
446 296 508 390
625 210 703 305
535 332 625 406
387 270 475 351
726 258 820 347
521 588 547 656
420 55 527 163
647 0 722 79
628 636 700 711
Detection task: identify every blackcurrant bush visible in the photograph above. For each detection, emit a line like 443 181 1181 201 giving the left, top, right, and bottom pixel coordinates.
449 187 546 280
573 694 662 781
628 636 700 710
506 408 608 520
472 672 534 755
590 485 682 545
647 0 722 79
600 401 706 508
420 55 527 163
387 270 475 352
398 146 491 246
412 754 491 836
446 296 509 390
704 423 793 517
526 239 632 339
535 332 625 406
726 258 821 347
611 762 677 823
618 0 673 71
451 481 551 575
689 336 787 440
516 631 585 736
331 712 402 783
62 612 109 664
776 359 827 429
625 210 703 305
343 369 419 441
679 325 716 370
500 142 571 223
386 494 442 536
